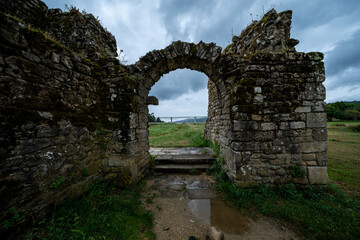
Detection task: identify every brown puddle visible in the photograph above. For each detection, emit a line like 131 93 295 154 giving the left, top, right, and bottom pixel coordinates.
188 198 250 234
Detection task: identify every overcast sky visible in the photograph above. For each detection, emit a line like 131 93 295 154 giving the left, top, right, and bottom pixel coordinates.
44 0 360 118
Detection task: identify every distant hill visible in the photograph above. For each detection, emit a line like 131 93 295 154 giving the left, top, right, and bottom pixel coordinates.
343 101 360 104
174 117 207 123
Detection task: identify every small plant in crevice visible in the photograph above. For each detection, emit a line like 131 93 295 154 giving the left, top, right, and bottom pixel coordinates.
50 176 65 189
95 123 111 150
145 194 158 204
82 167 88 176
189 168 200 175
148 154 157 175
180 184 187 192
210 140 220 155
1 207 19 231
288 164 306 178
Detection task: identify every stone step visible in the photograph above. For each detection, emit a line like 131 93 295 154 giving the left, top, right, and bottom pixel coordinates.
151 147 217 172
155 164 213 172
155 154 215 164
150 147 216 156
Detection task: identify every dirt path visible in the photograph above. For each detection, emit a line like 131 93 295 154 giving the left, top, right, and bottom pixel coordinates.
142 173 299 240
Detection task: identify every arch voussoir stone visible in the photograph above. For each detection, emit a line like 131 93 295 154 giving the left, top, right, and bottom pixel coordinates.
132 41 224 84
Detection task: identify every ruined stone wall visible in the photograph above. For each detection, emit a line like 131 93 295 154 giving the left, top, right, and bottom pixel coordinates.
205 9 328 186
225 52 327 186
0 9 143 237
205 79 221 142
0 0 118 60
224 9 297 57
0 1 328 236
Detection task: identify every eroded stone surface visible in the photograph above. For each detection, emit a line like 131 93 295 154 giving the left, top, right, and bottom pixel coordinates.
308 167 329 185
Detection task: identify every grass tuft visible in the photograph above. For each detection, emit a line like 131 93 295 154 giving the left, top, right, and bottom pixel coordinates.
213 171 360 240
348 124 360 132
23 180 155 240
149 123 210 147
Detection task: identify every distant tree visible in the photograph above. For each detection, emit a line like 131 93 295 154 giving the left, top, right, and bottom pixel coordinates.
344 109 360 121
148 113 156 122
327 101 360 121
156 117 162 122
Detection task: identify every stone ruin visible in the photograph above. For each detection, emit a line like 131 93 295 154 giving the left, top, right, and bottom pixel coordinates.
0 0 328 235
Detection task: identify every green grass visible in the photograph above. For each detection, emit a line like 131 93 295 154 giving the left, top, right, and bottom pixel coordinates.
207 150 360 240
23 181 155 240
149 123 209 147
217 180 360 240
327 121 360 193
205 123 360 240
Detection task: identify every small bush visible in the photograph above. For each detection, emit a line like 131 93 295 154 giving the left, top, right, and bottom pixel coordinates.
189 132 211 147
288 165 306 178
348 124 360 132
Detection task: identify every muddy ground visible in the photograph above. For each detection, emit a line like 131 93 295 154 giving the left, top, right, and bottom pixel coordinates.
142 173 299 240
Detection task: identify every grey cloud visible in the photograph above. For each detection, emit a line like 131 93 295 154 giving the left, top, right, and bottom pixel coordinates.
42 0 360 102
326 66 360 91
326 29 360 77
149 69 208 100
158 0 253 46
275 0 360 30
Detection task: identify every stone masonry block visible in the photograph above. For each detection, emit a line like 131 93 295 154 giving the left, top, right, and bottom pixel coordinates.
290 121 305 129
312 129 327 141
299 141 327 153
261 122 277 131
295 106 311 113
307 113 326 128
308 166 328 184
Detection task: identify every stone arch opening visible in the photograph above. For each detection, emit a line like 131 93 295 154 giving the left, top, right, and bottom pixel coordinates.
129 41 232 175
147 69 209 149
148 69 209 122
133 41 225 93
130 34 328 187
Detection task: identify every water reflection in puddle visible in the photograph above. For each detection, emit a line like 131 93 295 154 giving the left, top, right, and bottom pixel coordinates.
188 199 211 224
188 198 250 234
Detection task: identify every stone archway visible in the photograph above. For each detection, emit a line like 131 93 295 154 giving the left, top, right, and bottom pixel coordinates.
128 41 231 173
128 10 328 187
0 3 330 232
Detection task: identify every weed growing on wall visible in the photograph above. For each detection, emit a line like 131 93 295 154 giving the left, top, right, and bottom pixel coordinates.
288 165 306 178
1 207 19 231
50 176 65 189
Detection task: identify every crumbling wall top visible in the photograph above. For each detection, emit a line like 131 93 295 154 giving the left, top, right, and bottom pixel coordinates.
224 9 299 57
0 0 118 60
